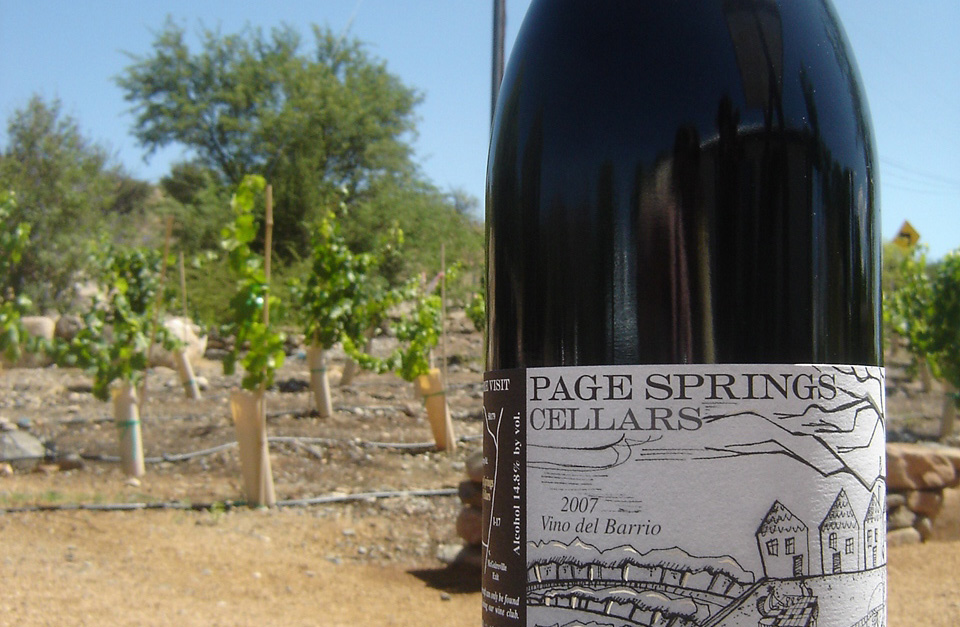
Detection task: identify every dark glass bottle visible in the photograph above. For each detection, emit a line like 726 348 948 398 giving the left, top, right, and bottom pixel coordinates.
483 2 884 626
486 0 880 371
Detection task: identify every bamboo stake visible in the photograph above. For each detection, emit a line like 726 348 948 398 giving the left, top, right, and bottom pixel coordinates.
178 251 188 320
257 183 276 506
440 243 448 385
174 250 202 400
139 215 175 414
263 185 273 328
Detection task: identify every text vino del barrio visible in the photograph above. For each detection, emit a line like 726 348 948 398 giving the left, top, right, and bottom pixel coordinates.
482 2 884 627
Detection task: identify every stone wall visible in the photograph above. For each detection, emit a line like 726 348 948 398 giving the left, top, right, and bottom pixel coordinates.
886 443 960 545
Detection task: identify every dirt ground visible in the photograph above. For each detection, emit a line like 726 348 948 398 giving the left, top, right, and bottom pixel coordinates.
1 319 958 626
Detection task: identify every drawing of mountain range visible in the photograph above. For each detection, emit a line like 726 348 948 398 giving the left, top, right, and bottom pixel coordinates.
630 367 886 491
529 537 754 583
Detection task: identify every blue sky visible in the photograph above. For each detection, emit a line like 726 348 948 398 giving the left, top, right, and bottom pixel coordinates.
1 0 957 259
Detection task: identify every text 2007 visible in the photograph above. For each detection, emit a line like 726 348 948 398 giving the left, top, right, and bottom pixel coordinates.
561 496 598 513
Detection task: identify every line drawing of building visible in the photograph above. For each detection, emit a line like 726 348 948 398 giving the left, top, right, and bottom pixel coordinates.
756 500 810 579
863 490 886 570
819 489 861 575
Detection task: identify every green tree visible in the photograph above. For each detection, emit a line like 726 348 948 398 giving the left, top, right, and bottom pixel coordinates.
159 161 233 253
884 243 934 357
0 96 126 308
0 191 33 362
886 245 960 437
342 176 484 292
117 20 422 256
926 251 960 397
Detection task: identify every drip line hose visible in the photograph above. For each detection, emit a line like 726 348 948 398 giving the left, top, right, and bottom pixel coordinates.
0 487 459 515
52 404 484 426
76 434 483 464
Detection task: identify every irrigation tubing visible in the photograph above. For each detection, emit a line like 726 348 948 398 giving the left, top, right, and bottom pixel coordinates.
0 487 459 515
77 434 483 464
53 404 484 425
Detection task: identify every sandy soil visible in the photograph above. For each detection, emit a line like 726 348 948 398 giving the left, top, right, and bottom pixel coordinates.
0 506 955 627
1 320 957 625
0 506 481 627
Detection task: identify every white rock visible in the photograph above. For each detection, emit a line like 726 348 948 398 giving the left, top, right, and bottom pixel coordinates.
0 430 46 470
149 317 207 369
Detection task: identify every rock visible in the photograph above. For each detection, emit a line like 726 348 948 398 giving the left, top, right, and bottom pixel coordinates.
149 317 207 369
436 543 483 569
456 506 483 545
886 492 906 509
436 543 462 564
465 451 484 483
54 315 83 342
915 516 935 541
204 348 230 361
56 453 85 472
887 505 916 530
906 490 944 518
458 480 482 508
2 316 55 367
0 417 16 432
936 447 960 482
34 463 59 475
0 462 13 477
0 430 46 470
929 487 960 542
195 376 209 391
886 443 958 490
887 527 922 547
21 316 55 341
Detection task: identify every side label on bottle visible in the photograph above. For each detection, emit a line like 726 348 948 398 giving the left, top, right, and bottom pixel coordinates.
483 364 886 627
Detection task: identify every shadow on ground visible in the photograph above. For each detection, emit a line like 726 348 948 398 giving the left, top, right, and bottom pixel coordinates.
410 563 482 594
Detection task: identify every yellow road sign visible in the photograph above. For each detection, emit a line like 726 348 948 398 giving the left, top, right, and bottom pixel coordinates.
893 221 920 250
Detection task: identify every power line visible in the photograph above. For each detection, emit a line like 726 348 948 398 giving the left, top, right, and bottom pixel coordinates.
881 157 960 189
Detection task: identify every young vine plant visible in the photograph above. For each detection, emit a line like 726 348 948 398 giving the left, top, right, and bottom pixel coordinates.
289 206 375 352
343 264 460 383
219 175 286 391
54 243 180 401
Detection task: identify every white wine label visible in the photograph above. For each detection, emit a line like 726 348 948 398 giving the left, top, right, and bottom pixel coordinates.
482 364 886 627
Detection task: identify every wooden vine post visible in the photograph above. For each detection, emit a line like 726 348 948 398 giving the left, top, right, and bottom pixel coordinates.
174 251 201 400
225 179 279 508
113 382 145 477
428 243 455 453
416 368 457 453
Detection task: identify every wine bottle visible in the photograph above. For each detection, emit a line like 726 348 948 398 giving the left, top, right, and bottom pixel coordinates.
482 1 884 626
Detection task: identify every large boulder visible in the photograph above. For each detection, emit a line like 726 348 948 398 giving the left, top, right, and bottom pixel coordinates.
149 317 207 369
54 314 83 342
0 316 55 368
0 430 46 470
886 443 959 490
